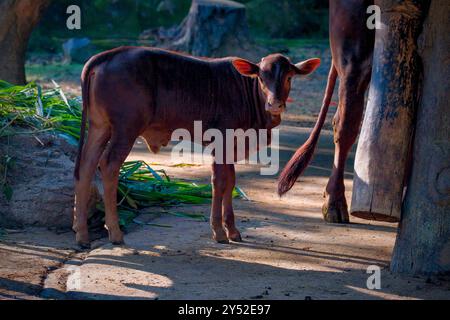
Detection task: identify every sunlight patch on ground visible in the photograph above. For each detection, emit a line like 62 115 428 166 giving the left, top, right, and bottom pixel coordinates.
346 285 418 300
72 260 173 299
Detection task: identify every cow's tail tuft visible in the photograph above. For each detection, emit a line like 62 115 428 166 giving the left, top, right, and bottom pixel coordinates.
278 63 338 196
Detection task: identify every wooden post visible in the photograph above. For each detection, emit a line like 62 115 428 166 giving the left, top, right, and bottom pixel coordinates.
350 0 429 222
391 0 450 275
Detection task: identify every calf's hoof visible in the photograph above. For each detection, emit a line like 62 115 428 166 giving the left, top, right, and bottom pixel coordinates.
212 227 229 244
77 241 91 249
108 228 124 245
322 196 349 224
75 230 90 249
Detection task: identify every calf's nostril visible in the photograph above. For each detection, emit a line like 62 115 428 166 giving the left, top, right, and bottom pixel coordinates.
268 101 281 109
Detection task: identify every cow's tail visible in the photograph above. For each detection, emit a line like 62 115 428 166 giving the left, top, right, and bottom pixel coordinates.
74 63 93 181
277 63 338 196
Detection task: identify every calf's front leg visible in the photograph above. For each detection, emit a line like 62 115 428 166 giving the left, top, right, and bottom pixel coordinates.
222 164 242 242
210 163 229 243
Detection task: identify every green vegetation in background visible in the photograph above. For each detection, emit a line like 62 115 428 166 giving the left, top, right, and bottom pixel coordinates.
29 0 328 54
26 62 84 82
240 0 328 39
256 37 329 49
29 0 192 53
0 80 245 226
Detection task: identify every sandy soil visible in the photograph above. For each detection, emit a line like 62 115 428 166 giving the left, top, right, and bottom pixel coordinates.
1 46 449 300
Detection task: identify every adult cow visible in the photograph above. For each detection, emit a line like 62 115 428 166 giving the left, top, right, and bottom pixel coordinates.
278 0 375 223
73 46 320 247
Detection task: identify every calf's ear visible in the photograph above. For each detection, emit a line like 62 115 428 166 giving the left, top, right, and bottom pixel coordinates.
232 59 259 77
294 58 321 75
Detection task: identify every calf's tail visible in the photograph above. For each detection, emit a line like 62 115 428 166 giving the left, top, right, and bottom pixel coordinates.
277 63 338 196
73 48 129 180
74 64 92 181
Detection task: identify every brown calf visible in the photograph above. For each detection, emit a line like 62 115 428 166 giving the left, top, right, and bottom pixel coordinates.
73 47 320 247
278 0 375 223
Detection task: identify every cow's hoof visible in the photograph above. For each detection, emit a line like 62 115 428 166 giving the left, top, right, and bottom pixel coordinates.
228 234 242 242
226 228 242 242
212 228 229 244
216 238 230 244
322 198 349 224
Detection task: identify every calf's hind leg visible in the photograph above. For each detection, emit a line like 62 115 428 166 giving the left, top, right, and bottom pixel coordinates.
74 125 110 247
99 130 138 244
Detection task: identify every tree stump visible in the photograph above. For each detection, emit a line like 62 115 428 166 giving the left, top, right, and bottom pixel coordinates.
350 0 429 222
391 0 450 275
153 0 257 59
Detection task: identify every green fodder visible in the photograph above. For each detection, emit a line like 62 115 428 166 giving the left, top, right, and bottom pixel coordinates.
0 80 82 141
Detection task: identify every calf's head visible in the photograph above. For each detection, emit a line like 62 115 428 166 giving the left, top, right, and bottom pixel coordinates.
232 54 321 115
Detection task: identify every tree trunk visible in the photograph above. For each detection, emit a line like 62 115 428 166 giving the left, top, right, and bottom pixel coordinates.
153 0 257 59
391 0 450 275
350 0 429 222
0 0 50 84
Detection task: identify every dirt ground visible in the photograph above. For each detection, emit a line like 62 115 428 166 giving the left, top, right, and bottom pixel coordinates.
1 45 449 300
1 126 450 300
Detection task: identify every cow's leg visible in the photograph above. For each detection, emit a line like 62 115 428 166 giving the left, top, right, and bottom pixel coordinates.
323 0 374 223
74 125 110 247
323 67 370 223
210 162 228 243
99 130 137 244
222 164 241 242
